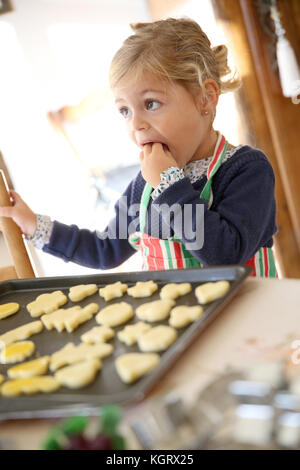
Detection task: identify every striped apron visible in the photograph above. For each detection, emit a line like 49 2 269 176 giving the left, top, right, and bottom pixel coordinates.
129 134 278 278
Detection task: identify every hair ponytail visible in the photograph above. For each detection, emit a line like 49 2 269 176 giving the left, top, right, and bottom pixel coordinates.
212 44 241 93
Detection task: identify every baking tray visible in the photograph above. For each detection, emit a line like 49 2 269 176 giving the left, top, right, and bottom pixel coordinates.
0 265 251 420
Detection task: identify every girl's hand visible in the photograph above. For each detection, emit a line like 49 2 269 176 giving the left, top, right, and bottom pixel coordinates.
0 191 37 238
139 143 178 188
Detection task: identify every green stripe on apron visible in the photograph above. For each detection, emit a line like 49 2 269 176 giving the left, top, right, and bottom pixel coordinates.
164 239 174 269
259 248 264 277
267 247 276 278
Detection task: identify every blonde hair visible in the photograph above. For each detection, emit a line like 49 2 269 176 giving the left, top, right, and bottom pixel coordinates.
109 17 241 98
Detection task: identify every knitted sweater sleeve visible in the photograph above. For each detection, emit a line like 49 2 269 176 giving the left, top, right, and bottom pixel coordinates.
151 151 278 265
42 177 140 270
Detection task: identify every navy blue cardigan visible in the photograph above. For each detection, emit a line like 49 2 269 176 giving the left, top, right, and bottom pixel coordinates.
43 145 278 269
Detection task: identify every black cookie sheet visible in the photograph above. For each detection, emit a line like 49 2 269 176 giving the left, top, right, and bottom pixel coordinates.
0 265 251 420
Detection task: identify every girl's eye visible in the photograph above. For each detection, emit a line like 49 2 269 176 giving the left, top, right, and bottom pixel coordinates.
145 100 160 111
119 107 131 118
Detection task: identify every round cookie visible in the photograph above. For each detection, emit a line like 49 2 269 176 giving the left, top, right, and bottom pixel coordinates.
96 302 134 327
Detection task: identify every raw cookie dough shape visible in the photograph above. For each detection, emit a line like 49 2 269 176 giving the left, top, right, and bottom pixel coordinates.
41 303 99 333
115 353 160 384
195 280 230 304
68 284 98 302
0 321 43 348
138 325 178 352
117 322 152 346
127 281 158 298
27 290 68 317
96 302 134 327
160 283 192 300
7 356 50 379
54 358 101 389
42 306 79 331
1 376 61 397
99 281 128 302
81 326 115 344
135 299 175 322
0 341 35 364
0 303 19 320
50 342 113 371
169 305 203 329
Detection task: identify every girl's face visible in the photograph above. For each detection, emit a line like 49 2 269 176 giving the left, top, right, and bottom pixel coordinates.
113 71 214 168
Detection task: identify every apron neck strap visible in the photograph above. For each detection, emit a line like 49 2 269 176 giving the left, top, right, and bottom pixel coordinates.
140 183 153 233
200 133 228 205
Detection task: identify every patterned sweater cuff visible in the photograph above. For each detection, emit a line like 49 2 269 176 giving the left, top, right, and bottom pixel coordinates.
151 166 185 200
25 214 54 249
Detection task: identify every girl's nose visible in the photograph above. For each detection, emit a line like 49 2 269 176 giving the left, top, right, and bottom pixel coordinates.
131 113 150 131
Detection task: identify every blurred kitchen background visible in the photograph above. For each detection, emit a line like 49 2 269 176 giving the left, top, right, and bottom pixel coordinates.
0 0 299 278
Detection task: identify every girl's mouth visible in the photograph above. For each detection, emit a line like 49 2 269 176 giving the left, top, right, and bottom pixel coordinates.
142 142 170 152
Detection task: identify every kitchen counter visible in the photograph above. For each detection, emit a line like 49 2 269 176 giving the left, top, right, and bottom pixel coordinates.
0 277 299 449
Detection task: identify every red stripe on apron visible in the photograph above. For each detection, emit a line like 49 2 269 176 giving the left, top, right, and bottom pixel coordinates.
263 247 269 277
151 236 164 270
207 135 226 179
174 241 184 269
244 255 256 277
142 233 164 270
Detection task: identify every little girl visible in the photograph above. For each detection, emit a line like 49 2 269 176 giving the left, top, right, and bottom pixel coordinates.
0 18 278 277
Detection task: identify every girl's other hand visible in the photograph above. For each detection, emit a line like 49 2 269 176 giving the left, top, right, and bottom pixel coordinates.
0 191 37 238
140 143 178 188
